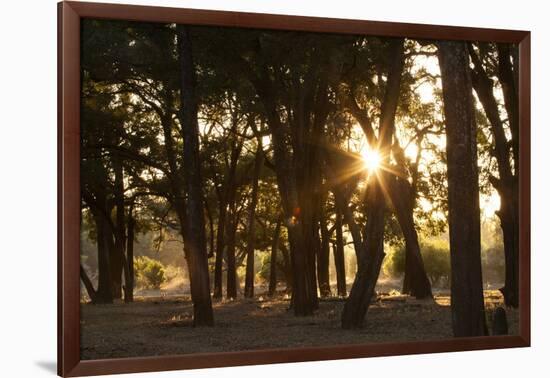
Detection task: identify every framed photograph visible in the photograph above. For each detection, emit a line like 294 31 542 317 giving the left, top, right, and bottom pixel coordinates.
58 1 530 376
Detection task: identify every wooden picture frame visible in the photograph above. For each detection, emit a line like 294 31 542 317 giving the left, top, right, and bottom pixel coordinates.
58 1 531 376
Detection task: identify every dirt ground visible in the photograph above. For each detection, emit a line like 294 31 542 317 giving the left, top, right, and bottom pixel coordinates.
80 287 518 360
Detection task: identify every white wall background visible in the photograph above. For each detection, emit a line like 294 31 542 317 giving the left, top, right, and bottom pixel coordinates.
0 0 548 376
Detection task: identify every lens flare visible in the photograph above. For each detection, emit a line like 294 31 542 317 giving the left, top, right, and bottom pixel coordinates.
361 149 381 171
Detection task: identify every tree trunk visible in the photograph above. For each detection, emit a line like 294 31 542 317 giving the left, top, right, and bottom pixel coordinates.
318 203 332 298
269 121 317 314
108 251 123 299
341 38 404 329
177 25 214 326
204 199 215 258
93 209 114 304
333 207 347 297
341 39 431 301
244 56 323 316
333 187 365 265
213 202 226 299
268 218 282 296
244 146 263 298
341 177 386 328
226 214 239 299
83 169 114 304
80 265 98 303
388 178 432 298
495 181 519 308
437 40 487 337
124 206 135 303
497 44 519 174
469 43 519 308
112 155 126 301
279 243 293 293
213 135 242 299
287 225 318 315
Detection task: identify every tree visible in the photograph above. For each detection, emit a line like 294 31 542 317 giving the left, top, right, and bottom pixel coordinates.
339 38 433 300
437 40 487 336
80 265 98 303
268 217 283 296
341 38 405 329
468 43 519 308
125 204 136 302
318 197 333 298
226 31 345 315
244 142 264 298
332 205 347 297
177 25 214 326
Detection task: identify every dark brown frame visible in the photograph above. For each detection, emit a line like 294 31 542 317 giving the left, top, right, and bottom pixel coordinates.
58 1 531 376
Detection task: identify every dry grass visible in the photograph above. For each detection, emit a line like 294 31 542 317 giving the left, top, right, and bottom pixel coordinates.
80 288 518 360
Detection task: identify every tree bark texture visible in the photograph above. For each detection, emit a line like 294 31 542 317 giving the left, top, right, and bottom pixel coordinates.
177 25 214 326
438 40 487 336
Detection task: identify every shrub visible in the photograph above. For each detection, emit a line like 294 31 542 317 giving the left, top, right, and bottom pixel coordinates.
385 240 451 288
385 243 406 277
422 241 451 287
258 252 272 282
258 251 292 286
134 256 166 289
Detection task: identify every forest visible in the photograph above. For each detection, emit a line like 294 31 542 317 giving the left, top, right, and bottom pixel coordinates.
79 19 520 358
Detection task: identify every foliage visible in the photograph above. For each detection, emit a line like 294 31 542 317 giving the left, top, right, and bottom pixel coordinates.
134 256 166 289
79 19 515 303
258 251 292 286
385 240 451 287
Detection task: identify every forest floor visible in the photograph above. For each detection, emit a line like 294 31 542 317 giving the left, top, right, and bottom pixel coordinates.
80 285 518 360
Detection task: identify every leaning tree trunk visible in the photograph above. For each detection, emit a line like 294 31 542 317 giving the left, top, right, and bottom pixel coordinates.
438 40 487 337
80 265 98 303
177 25 214 326
388 178 433 299
244 146 263 298
268 218 282 296
341 40 432 301
469 43 519 308
341 176 387 328
341 38 404 329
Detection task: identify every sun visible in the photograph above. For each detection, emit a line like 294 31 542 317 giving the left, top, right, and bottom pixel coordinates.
361 148 382 171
